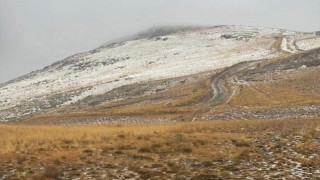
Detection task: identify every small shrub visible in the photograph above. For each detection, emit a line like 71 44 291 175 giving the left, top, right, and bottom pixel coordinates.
191 174 219 180
118 134 126 139
114 150 123 154
60 156 66 160
167 161 175 167
235 141 250 147
131 155 153 161
151 163 163 168
193 139 208 147
83 149 93 154
202 161 213 167
61 139 73 144
235 149 250 159
104 163 117 168
151 143 161 148
179 147 193 153
16 157 27 164
138 146 153 153
53 158 61 165
137 169 153 179
43 165 60 179
101 136 110 141
174 134 184 142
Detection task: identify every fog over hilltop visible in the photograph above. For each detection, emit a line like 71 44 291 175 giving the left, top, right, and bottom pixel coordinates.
0 0 320 83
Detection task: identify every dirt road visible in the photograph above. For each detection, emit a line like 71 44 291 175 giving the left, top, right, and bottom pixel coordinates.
196 60 259 106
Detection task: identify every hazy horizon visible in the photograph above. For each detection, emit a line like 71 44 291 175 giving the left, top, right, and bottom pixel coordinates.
1 0 320 83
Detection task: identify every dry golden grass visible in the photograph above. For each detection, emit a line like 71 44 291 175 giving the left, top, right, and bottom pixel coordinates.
1 118 320 179
0 120 234 154
25 76 213 123
228 70 320 108
1 118 319 155
228 83 320 107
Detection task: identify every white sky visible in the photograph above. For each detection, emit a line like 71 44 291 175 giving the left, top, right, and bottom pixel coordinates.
0 0 320 83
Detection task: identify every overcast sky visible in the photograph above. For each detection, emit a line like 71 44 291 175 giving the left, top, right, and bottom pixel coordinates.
0 0 319 83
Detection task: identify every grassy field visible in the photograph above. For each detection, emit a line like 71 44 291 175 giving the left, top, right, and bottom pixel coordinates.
1 118 320 179
228 69 320 108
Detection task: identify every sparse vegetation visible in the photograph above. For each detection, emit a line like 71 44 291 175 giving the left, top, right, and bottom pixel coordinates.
0 118 319 179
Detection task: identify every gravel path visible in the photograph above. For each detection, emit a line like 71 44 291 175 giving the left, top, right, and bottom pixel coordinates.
196 60 260 106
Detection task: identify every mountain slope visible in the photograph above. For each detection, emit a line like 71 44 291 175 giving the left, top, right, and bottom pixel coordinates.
1 25 320 124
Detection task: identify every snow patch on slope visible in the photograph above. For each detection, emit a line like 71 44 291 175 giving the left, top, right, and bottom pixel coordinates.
0 26 319 122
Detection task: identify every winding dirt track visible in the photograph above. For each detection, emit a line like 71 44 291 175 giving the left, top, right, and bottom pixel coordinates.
196 60 260 106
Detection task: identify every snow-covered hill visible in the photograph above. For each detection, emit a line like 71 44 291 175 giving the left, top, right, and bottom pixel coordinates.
1 25 320 122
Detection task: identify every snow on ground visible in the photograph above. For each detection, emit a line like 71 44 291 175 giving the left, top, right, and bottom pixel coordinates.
280 33 320 53
281 37 300 53
295 35 320 51
0 25 319 121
